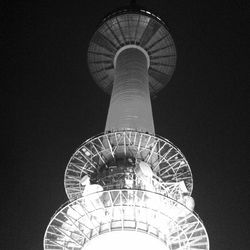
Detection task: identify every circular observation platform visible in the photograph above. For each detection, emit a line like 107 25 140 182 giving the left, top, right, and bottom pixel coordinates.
44 189 209 250
64 131 193 201
87 8 177 96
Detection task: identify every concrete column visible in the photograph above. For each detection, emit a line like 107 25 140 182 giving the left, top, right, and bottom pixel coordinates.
105 48 155 134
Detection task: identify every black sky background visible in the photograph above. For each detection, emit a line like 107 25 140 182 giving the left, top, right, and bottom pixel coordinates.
1 0 249 249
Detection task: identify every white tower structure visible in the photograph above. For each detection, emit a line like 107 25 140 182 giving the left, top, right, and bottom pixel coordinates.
44 4 209 250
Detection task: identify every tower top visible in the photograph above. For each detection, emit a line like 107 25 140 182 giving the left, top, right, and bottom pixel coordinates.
87 5 177 96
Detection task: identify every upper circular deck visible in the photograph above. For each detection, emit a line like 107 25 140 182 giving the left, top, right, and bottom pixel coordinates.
87 7 177 96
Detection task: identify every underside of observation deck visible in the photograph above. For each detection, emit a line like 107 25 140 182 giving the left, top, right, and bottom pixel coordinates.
88 9 177 96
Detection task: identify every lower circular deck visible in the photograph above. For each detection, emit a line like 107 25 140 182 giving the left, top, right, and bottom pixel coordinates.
44 189 209 249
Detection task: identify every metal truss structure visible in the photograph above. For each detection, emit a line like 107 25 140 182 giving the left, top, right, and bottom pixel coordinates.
64 131 193 200
44 130 209 249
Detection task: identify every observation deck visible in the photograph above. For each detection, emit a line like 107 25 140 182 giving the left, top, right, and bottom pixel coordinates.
88 7 177 96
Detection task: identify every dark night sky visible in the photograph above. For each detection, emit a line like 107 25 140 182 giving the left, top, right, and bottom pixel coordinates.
1 1 249 249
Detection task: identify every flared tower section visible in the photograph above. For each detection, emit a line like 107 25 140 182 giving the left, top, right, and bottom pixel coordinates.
44 5 209 250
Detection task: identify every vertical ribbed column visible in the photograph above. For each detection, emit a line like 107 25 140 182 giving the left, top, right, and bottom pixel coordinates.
105 48 155 134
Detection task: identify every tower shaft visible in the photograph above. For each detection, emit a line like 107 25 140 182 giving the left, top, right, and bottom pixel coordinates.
105 48 155 134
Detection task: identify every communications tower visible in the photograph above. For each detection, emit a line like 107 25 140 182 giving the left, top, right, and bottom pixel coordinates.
44 3 209 250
